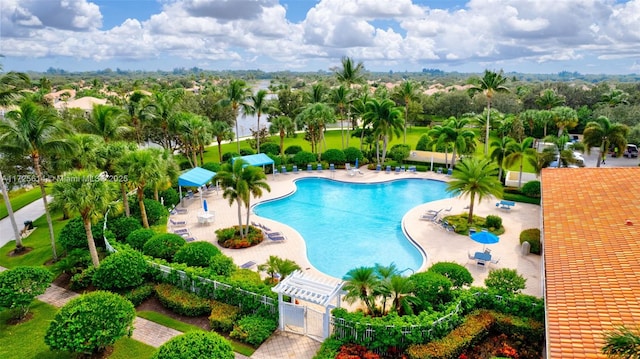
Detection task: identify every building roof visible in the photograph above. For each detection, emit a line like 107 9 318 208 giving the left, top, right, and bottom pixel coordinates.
542 167 640 358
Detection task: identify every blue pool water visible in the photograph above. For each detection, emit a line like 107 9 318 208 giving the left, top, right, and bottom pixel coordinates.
253 178 451 279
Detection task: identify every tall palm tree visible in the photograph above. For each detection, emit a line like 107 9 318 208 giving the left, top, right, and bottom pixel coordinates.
76 104 132 142
342 266 380 315
268 115 294 156
0 70 31 106
49 169 119 267
364 98 404 165
219 79 251 154
296 103 335 160
210 120 234 163
0 171 23 252
0 101 75 261
240 163 270 234
125 91 150 144
490 136 516 182
146 89 184 150
468 70 509 155
428 123 455 168
602 326 640 358
599 89 630 108
550 106 579 137
446 157 503 224
396 80 420 144
535 89 565 110
147 148 179 202
443 117 476 168
330 85 350 149
334 56 365 86
97 141 137 217
582 116 628 168
245 89 269 153
504 137 536 188
118 149 162 228
351 92 371 152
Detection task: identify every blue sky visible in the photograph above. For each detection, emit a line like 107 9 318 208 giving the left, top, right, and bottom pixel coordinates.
2 0 640 74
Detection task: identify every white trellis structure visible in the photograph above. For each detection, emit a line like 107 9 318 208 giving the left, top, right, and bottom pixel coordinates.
272 270 345 340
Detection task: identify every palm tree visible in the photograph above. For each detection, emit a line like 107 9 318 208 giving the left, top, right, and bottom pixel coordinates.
0 70 30 106
535 89 565 110
490 136 516 181
334 56 365 86
582 116 628 168
504 137 536 188
210 120 234 163
0 101 75 261
330 85 350 149
118 149 162 228
374 263 399 314
240 164 270 234
258 256 300 283
296 103 335 160
268 115 294 156
245 89 269 153
147 148 179 202
146 89 184 150
468 69 509 154
97 141 137 217
396 80 420 144
219 79 251 154
76 104 132 142
125 91 150 144
0 171 23 252
428 124 454 168
444 117 476 168
388 275 420 316
602 326 640 358
446 157 503 224
342 266 380 315
364 98 404 165
600 89 630 108
550 106 579 137
49 169 119 267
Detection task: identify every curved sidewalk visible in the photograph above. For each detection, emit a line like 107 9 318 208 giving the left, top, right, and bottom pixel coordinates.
0 196 48 249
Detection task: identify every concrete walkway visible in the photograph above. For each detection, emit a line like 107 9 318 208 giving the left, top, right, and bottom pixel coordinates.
0 195 48 248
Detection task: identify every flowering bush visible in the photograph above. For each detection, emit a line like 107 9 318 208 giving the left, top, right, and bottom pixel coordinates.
216 225 264 249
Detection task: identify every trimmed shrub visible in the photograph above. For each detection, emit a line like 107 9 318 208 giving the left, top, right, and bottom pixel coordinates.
284 145 303 155
154 283 212 317
260 142 280 156
415 134 430 151
209 301 241 333
485 268 527 295
45 291 135 355
90 220 111 248
222 152 240 163
120 283 154 306
484 215 502 230
69 266 96 291
521 180 541 198
410 271 453 311
109 216 143 242
239 148 255 156
428 262 473 289
0 266 52 319
125 228 157 251
130 199 167 227
215 225 264 249
158 188 180 209
152 332 234 359
59 217 89 252
210 254 236 277
343 147 363 163
92 250 148 290
173 241 221 267
321 148 346 165
200 162 222 173
230 314 277 346
313 338 343 359
389 144 411 163
143 233 186 260
406 310 495 359
520 228 542 255
55 248 91 275
292 150 317 166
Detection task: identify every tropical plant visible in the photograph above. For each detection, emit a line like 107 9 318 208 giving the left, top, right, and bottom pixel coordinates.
342 266 380 315
468 69 509 154
45 291 136 356
269 115 294 156
388 275 420 315
443 116 475 167
296 102 335 160
0 266 52 319
446 157 503 224
484 268 527 295
173 241 221 267
395 80 420 144
504 137 536 188
92 249 148 290
245 89 269 153
364 98 404 165
330 85 351 149
49 169 120 267
582 116 628 168
0 69 31 105
602 326 640 359
219 79 251 153
0 101 75 261
257 255 301 283
210 120 234 163
145 89 185 150
535 88 565 110
118 149 163 228
490 136 516 181
152 332 234 359
550 106 579 137
76 104 132 142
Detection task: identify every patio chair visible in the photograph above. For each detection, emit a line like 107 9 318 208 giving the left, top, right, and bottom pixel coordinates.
395 166 401 174
170 218 187 228
307 164 313 172
317 163 323 172
185 236 196 242
292 165 299 174
330 163 336 172
385 165 391 173
173 228 190 236
281 165 288 175
240 260 256 269
375 164 381 172
267 234 286 242
345 163 355 176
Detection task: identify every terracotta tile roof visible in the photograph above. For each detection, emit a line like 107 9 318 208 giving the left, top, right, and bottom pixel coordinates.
542 167 640 358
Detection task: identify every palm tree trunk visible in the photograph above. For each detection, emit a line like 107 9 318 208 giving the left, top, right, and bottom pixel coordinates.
279 130 285 156
245 202 251 237
120 183 130 217
484 100 491 155
234 107 241 154
518 159 524 188
217 138 223 163
83 216 100 267
237 201 244 239
0 171 23 251
138 188 149 228
257 113 261 153
404 106 408 144
33 154 57 261
467 192 476 224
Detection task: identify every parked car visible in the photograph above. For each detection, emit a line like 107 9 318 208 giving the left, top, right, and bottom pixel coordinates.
624 144 638 158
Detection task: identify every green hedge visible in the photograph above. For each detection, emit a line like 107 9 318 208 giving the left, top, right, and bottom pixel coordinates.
230 314 278 347
120 283 155 306
143 233 186 261
519 228 541 255
155 283 212 317
92 250 148 290
209 301 241 333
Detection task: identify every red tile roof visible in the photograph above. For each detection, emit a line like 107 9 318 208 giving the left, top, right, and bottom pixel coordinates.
542 167 640 358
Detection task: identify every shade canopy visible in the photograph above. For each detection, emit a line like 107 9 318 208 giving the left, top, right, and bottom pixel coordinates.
470 231 499 245
178 167 216 187
234 153 274 167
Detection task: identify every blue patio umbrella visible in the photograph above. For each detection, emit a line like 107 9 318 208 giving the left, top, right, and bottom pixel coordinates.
203 199 208 212
470 231 499 251
355 158 359 168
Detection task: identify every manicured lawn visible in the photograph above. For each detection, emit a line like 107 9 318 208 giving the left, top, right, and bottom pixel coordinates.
0 187 47 220
0 301 155 359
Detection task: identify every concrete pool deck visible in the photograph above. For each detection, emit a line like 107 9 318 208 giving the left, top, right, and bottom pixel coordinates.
176 166 542 298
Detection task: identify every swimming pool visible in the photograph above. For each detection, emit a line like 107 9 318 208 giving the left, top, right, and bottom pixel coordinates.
253 178 451 278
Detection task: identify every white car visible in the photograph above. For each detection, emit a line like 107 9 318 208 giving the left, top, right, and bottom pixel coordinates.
572 151 585 166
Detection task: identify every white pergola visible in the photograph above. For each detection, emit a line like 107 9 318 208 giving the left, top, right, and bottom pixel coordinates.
272 270 345 339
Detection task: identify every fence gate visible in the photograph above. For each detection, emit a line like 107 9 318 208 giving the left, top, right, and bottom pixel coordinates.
280 302 327 341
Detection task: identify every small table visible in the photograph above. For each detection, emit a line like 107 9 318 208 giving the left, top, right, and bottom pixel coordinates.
197 212 215 225
474 251 492 267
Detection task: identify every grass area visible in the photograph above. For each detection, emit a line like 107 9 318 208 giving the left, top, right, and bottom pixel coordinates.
0 187 47 220
137 311 255 357
0 301 155 359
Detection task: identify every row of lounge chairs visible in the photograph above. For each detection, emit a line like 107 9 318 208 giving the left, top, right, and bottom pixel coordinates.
251 222 286 242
